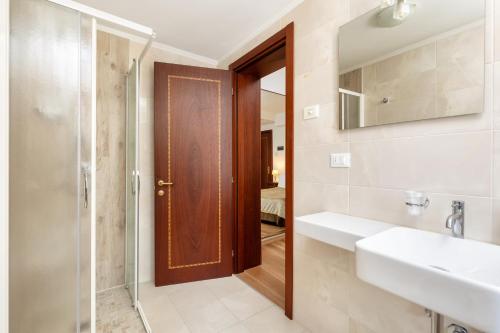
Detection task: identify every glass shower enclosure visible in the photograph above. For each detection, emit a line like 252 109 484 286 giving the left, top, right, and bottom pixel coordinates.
9 0 152 330
9 0 93 331
125 59 140 307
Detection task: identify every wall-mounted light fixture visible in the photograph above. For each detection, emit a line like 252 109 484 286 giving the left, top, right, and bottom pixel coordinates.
378 0 416 27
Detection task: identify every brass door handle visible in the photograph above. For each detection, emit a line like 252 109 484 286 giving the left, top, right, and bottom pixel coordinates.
158 180 173 186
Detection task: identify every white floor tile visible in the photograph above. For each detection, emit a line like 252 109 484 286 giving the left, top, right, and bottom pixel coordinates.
242 306 305 333
180 300 239 333
220 323 251 333
140 292 188 333
204 276 248 299
168 283 218 310
220 288 273 320
139 276 303 333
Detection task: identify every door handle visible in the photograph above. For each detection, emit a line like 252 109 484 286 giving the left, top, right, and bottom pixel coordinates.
158 180 173 186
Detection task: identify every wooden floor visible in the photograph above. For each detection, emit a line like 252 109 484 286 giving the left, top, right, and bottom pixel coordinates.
261 222 285 239
238 237 285 309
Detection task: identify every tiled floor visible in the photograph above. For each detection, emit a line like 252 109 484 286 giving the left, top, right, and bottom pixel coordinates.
97 287 146 333
140 275 307 333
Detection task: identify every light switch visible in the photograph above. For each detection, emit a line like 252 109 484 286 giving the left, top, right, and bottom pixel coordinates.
303 105 320 120
330 153 351 168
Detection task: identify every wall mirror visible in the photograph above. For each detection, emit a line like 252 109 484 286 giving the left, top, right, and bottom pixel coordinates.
338 0 485 130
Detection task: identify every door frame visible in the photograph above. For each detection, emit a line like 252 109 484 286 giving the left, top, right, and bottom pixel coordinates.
229 23 294 319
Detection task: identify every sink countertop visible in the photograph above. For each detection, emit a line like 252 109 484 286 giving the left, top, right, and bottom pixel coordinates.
295 212 394 252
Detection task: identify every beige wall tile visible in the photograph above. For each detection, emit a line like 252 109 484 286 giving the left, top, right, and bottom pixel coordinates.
295 102 349 146
295 22 336 76
295 143 349 184
295 61 336 110
294 234 351 273
288 0 349 40
374 44 436 84
495 0 500 62
494 63 500 128
349 186 493 242
348 276 430 333
294 182 349 216
293 250 351 332
350 132 492 196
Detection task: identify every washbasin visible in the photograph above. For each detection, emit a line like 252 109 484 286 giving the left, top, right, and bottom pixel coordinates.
355 227 500 333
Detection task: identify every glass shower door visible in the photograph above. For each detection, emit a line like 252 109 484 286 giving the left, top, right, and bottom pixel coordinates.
125 59 139 306
9 0 93 331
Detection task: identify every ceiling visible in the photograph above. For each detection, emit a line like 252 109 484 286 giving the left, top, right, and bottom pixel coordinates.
339 0 485 71
77 0 302 62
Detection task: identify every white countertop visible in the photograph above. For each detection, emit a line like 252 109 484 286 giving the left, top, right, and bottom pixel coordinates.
295 212 394 252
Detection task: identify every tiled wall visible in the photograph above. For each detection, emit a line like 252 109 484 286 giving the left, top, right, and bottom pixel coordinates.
128 42 216 284
219 0 498 331
96 31 129 292
359 24 484 125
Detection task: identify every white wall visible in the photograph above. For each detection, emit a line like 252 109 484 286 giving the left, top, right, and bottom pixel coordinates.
0 0 8 330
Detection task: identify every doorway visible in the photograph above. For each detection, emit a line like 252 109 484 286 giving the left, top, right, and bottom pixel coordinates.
230 23 294 319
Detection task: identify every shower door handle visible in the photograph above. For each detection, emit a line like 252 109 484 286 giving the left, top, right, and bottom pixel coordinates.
131 172 136 195
82 166 89 209
131 171 139 195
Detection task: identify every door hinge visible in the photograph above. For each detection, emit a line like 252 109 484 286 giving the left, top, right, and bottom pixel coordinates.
232 177 234 184
232 88 234 96
232 250 234 257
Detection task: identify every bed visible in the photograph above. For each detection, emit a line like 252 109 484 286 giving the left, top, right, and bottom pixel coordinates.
261 187 286 226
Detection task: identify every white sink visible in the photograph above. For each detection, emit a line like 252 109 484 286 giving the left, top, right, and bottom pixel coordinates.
356 227 500 333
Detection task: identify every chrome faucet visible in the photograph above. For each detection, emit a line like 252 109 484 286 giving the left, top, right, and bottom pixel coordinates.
446 201 464 238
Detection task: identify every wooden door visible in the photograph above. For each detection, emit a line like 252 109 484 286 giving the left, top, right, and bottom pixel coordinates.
236 73 262 270
154 63 232 286
260 130 274 189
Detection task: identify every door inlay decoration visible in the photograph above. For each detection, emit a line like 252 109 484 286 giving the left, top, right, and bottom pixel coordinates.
167 75 222 269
